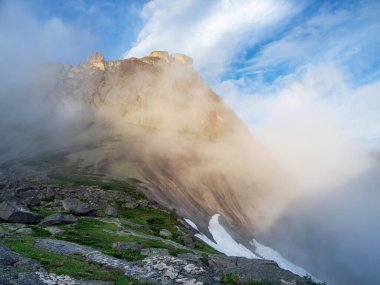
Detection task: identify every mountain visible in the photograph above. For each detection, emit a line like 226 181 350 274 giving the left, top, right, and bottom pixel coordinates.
39 51 289 238
0 51 322 284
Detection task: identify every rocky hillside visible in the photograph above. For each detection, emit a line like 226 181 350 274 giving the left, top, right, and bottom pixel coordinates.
0 174 320 285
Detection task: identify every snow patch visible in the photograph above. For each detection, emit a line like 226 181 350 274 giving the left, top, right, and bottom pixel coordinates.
253 239 310 277
186 214 259 258
184 218 198 231
186 214 317 279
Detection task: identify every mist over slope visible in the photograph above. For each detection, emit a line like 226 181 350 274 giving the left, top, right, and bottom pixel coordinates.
259 158 380 285
1 51 294 239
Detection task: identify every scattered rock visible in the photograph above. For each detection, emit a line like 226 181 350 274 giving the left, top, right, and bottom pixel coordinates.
163 266 178 279
16 227 33 234
36 271 116 285
180 234 195 248
23 196 41 207
105 205 119 217
153 262 167 271
123 201 139 209
137 199 149 207
62 199 98 215
177 253 203 263
0 245 46 285
112 242 141 250
159 229 173 238
184 264 197 273
141 248 170 256
0 201 41 223
41 213 77 225
45 227 64 235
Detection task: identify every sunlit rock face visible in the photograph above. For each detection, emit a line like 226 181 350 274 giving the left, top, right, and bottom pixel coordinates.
34 51 289 241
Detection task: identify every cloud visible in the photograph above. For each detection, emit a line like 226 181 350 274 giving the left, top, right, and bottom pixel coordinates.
0 0 95 85
229 64 375 193
125 0 298 80
238 1 380 84
0 0 96 161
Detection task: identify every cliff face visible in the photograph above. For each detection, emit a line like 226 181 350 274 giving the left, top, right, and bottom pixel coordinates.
27 51 288 241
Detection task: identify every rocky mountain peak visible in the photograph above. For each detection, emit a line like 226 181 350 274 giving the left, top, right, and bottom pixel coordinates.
87 52 105 70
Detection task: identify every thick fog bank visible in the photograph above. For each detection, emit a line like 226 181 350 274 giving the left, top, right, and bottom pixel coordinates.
258 159 380 285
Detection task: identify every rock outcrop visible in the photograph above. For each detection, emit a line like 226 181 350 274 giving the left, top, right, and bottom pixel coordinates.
62 198 98 215
40 213 78 225
0 201 41 223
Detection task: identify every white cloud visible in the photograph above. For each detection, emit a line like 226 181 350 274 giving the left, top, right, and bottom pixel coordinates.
218 63 377 194
240 1 380 80
125 0 297 80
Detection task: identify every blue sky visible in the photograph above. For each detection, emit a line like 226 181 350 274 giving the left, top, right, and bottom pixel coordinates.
1 0 380 154
8 0 380 87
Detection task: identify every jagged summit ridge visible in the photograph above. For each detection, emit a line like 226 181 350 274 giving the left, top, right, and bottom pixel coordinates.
87 50 193 71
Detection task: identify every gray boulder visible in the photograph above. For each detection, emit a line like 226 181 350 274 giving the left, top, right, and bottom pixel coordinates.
0 201 41 223
40 213 77 225
62 199 98 215
140 248 170 256
16 227 33 235
180 234 195 248
159 229 173 238
45 227 64 235
105 205 119 217
123 201 139 209
23 197 41 207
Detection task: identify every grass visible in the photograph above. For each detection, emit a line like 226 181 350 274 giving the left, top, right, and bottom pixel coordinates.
221 273 275 285
2 236 151 284
2 236 124 281
119 205 182 237
45 172 220 255
54 218 189 259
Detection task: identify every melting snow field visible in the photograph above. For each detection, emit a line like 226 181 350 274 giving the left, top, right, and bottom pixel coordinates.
186 214 259 258
185 214 314 279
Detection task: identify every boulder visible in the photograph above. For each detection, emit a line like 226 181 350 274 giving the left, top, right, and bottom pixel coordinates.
40 213 77 225
0 201 41 224
23 197 41 207
105 205 119 217
45 226 64 235
112 242 141 250
123 201 139 209
16 227 33 235
140 248 170 256
62 199 98 215
180 234 195 248
159 229 173 238
137 199 149 207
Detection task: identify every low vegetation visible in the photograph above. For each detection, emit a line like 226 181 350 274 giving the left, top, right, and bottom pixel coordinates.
2 236 124 281
220 273 275 285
